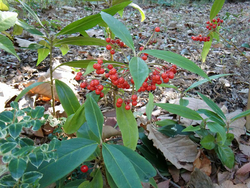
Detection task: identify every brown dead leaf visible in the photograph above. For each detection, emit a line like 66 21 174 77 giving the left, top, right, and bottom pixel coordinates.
218 171 233 185
193 150 212 176
213 180 247 188
239 143 250 156
187 168 213 188
147 124 198 171
157 180 170 188
236 162 250 175
102 126 121 140
34 128 44 138
168 166 180 183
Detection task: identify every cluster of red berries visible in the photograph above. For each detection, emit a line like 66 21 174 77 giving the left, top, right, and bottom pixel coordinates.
116 94 138 110
139 46 149 60
80 165 88 173
105 38 125 55
205 17 223 31
137 65 177 92
191 34 211 42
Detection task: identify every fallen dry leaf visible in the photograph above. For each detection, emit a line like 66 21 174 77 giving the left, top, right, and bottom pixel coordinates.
168 166 180 183
193 150 212 176
239 143 250 157
218 171 233 185
157 180 170 188
187 168 214 188
236 162 250 175
147 124 198 171
102 126 121 140
213 180 247 188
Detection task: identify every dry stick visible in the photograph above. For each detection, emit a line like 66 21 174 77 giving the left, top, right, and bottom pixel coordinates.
155 168 181 188
49 36 56 117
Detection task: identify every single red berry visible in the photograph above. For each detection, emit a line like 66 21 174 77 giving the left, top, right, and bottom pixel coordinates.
99 68 105 74
94 80 100 86
77 72 82 76
209 23 213 26
95 89 101 95
115 39 120 44
131 95 137 101
116 102 122 108
151 84 156 90
139 46 144 51
75 75 81 81
161 73 168 79
118 77 125 84
97 85 104 91
146 85 152 91
208 27 212 30
131 78 134 84
142 82 148 88
212 18 216 22
106 45 112 50
119 42 124 47
125 105 130 110
142 55 147 60
97 59 103 65
132 101 137 106
109 68 117 75
220 19 223 23
80 165 88 173
163 78 169 83
105 73 109 78
168 72 175 79
80 82 87 88
206 25 210 29
206 21 210 24
172 64 177 69
155 27 160 32
107 64 113 69
117 98 123 104
110 49 115 55
212 24 216 29
100 92 104 98
111 39 115 44
106 38 111 43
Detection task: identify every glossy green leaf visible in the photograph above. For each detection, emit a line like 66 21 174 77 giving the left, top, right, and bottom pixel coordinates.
142 50 208 79
31 106 44 119
200 134 215 150
185 74 231 92
0 111 13 123
149 177 158 188
0 0 9 11
55 79 80 116
129 3 145 22
146 93 154 120
13 24 23 35
85 96 103 142
37 41 50 66
0 11 17 31
9 123 22 139
116 103 138 150
65 180 85 188
15 82 45 102
15 19 43 36
76 122 100 143
12 146 34 157
0 175 16 187
179 98 189 107
216 145 234 169
198 92 226 120
129 57 149 91
59 44 69 56
17 0 45 29
63 104 86 134
106 170 118 188
0 142 17 154
84 61 95 76
207 122 226 144
31 120 42 131
201 38 212 63
57 1 131 35
28 138 98 187
22 171 43 184
55 37 107 46
113 145 156 182
0 34 20 60
156 103 203 120
102 144 142 188
155 119 176 127
230 109 250 122
158 124 190 137
29 150 44 168
9 158 27 180
90 168 103 188
19 138 34 147
182 125 201 132
197 109 226 126
101 11 134 51
210 0 225 21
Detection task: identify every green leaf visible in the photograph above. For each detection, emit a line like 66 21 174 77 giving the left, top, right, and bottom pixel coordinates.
201 38 212 63
89 168 103 188
113 145 156 182
197 109 226 126
9 123 22 139
207 122 226 144
179 98 189 107
142 50 208 79
146 93 154 120
15 19 43 36
0 11 17 32
230 109 250 122
19 138 34 147
216 145 234 169
9 158 27 180
0 142 17 154
29 150 44 168
76 122 100 143
200 134 215 150
0 175 16 187
55 79 80 116
55 37 107 46
102 144 142 188
17 0 45 29
22 171 43 184
129 3 145 22
106 170 118 188
210 0 225 21
83 61 95 76
37 41 50 66
185 74 231 92
15 82 45 102
85 96 103 142
28 138 98 187
156 119 176 127
156 103 203 120
0 34 20 60
101 11 135 51
59 44 69 56
129 57 149 91
158 124 190 137
31 120 42 131
57 1 131 36
182 125 201 132
63 104 86 134
0 0 9 11
12 146 34 157
31 106 44 119
116 103 138 150
13 24 23 35
197 92 226 120
156 83 178 90
0 111 14 123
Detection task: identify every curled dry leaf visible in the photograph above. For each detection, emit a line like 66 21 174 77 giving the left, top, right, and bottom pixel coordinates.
168 166 180 183
147 124 198 171
187 168 213 188
193 150 212 176
236 162 250 175
102 126 121 140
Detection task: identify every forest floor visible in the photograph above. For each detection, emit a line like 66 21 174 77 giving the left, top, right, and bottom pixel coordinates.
1 0 250 187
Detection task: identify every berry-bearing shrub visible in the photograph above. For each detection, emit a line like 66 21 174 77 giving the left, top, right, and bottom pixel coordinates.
74 27 178 111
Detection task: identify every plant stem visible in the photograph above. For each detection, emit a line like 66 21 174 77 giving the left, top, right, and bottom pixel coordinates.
49 35 55 117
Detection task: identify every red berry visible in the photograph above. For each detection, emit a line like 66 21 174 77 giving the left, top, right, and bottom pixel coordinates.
212 24 216 29
95 89 101 95
75 75 81 81
131 95 137 101
107 64 113 69
155 27 160 32
97 85 103 91
142 82 148 88
151 84 156 90
106 38 111 43
105 73 109 78
125 105 130 110
132 101 137 106
172 64 177 69
119 42 124 47
209 23 213 26
168 72 175 79
97 59 103 65
220 19 223 23
118 77 125 84
80 82 87 88
117 98 123 104
163 78 169 83
94 63 101 70
81 165 88 173
115 39 120 44
109 68 117 75
111 39 115 44
139 46 144 51
206 21 210 24
142 55 147 60
110 49 115 55
161 73 168 79
212 18 216 22
131 78 134 84
99 68 105 74
100 92 104 98
106 45 112 50
77 72 82 76
116 102 122 108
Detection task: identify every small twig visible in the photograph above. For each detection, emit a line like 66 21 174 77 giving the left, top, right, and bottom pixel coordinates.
155 168 181 188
